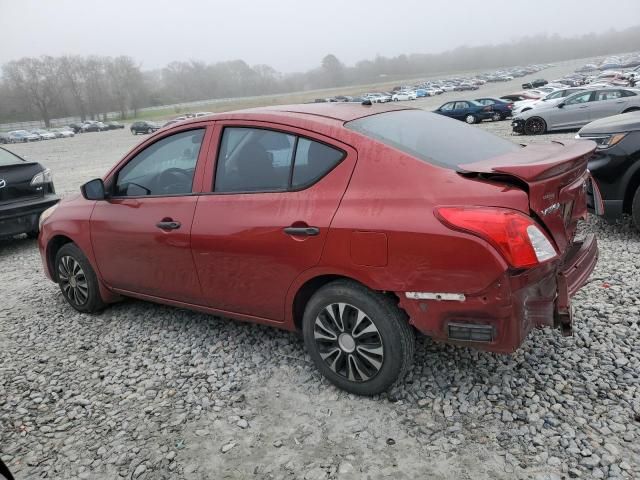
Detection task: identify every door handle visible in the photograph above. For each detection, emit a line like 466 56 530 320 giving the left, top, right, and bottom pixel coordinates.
578 105 588 108
156 220 181 230
283 226 320 236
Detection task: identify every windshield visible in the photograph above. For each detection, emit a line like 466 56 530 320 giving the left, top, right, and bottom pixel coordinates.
346 110 520 168
0 147 24 166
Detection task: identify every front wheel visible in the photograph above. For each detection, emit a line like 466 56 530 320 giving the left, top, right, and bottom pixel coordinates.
465 114 477 124
147 128 152 134
55 243 106 313
302 280 415 396
524 116 547 135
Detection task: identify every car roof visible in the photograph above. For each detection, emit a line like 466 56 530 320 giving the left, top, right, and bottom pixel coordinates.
175 103 415 127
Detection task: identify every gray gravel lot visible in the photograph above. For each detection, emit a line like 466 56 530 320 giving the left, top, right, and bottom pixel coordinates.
1 69 639 479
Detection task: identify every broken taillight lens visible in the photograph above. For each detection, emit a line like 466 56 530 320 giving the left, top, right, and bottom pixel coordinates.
435 207 557 268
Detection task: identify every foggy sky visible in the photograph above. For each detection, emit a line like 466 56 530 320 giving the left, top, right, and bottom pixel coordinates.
2 0 640 72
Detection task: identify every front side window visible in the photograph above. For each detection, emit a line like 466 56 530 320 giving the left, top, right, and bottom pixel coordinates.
115 129 204 197
214 127 344 193
440 103 454 112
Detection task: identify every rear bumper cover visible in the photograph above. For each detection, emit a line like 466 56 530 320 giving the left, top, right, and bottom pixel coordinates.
399 234 598 353
0 194 60 237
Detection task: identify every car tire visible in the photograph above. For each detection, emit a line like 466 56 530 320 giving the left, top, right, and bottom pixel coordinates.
131 130 136 135
55 243 106 313
147 128 152 134
632 185 640 231
491 112 502 121
524 116 547 135
302 280 415 396
26 230 39 239
393 98 398 102
465 114 477 124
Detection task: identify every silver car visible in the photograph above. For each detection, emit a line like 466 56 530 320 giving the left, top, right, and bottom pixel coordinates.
512 88 640 135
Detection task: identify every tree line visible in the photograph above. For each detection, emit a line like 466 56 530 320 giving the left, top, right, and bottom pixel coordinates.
2 25 639 126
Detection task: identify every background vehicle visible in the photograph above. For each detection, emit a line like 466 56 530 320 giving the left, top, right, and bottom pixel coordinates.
105 121 125 130
392 91 416 101
511 87 586 116
38 104 599 395
50 127 75 138
475 98 513 120
434 100 494 123
82 121 107 132
68 123 84 133
522 79 548 89
8 130 39 143
577 111 640 228
31 129 56 140
130 121 160 134
0 146 59 239
513 88 640 135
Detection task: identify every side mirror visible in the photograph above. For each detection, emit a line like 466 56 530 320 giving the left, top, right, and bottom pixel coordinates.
557 103 565 108
81 178 106 200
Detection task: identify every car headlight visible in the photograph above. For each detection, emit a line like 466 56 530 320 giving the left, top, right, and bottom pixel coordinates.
30 168 53 186
577 133 627 149
39 203 58 229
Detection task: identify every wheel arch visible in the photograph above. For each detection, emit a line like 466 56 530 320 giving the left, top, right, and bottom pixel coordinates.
623 162 640 214
46 234 74 281
289 272 399 331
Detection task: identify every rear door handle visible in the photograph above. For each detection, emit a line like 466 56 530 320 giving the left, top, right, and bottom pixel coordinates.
283 226 320 236
156 220 181 230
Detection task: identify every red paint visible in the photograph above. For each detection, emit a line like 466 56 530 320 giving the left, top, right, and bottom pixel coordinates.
39 104 599 354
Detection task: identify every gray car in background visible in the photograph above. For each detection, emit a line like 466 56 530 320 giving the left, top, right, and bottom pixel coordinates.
512 87 640 134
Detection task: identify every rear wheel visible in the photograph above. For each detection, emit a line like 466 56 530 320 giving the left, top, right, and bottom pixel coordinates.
524 116 547 135
55 243 106 313
491 112 502 121
465 114 477 124
632 186 640 231
302 280 415 396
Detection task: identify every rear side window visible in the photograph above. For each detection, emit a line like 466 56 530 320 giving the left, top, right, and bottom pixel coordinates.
0 147 24 166
215 127 344 193
346 110 520 168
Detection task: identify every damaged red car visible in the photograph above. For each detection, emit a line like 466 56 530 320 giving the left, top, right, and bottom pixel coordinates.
38 104 602 395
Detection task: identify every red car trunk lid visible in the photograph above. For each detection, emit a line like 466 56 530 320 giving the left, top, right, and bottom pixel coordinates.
459 140 597 252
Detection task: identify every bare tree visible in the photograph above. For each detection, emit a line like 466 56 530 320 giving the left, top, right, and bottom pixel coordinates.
3 56 63 127
58 56 88 121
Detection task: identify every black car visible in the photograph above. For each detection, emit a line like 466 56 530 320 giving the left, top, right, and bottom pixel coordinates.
68 123 84 134
522 79 548 89
0 146 59 239
475 97 513 120
130 121 160 135
105 121 125 130
577 111 640 228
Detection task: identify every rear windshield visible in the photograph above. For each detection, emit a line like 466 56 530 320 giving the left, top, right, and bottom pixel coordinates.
0 147 24 166
345 109 521 168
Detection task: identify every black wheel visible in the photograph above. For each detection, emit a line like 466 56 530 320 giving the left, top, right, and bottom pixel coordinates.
524 116 547 135
302 280 415 396
147 128 152 134
55 243 106 313
632 186 640 231
26 230 39 239
465 114 477 124
491 112 502 121
393 98 399 102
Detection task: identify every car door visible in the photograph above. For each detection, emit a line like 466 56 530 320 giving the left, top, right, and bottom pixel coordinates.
591 89 626 120
438 102 455 117
549 91 595 129
190 122 357 322
452 101 470 119
90 125 211 303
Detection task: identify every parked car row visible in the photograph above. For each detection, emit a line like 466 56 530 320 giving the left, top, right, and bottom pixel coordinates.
0 127 75 144
312 64 552 104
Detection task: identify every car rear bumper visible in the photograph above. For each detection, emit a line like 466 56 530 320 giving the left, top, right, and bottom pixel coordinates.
398 234 598 353
0 194 60 238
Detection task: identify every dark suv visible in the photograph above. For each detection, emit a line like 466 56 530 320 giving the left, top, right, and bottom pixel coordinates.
131 121 160 135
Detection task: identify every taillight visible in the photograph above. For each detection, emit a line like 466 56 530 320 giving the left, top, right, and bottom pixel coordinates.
507 104 513 109
435 207 557 268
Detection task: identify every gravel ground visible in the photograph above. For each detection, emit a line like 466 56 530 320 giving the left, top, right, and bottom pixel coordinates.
1 69 639 479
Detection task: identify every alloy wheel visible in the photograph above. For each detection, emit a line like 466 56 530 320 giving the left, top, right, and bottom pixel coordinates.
313 303 384 382
525 117 546 135
58 255 89 306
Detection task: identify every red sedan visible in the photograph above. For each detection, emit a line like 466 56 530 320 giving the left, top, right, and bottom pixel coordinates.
38 104 601 395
